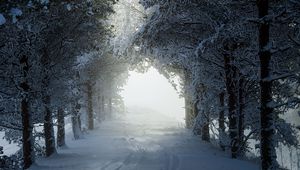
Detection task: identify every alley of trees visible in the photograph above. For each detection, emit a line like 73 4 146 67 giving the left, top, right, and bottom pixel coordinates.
0 0 300 170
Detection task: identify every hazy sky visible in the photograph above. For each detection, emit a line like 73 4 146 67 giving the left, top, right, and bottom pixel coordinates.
121 68 185 122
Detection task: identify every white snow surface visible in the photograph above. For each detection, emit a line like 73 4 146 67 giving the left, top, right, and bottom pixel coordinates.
0 13 6 25
30 112 258 170
10 8 23 23
10 8 23 16
66 4 72 11
0 132 19 156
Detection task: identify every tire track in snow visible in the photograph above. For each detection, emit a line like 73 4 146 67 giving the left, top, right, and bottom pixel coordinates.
100 160 124 170
166 152 180 170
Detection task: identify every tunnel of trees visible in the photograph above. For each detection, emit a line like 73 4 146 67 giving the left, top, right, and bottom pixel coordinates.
0 0 300 170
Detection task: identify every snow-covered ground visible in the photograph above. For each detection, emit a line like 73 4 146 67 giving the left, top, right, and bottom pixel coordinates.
30 111 258 170
0 132 19 156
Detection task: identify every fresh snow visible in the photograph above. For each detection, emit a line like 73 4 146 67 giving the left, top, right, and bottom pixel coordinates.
30 111 258 170
0 14 6 25
66 4 72 11
38 0 49 5
0 132 19 156
10 8 23 23
10 8 22 16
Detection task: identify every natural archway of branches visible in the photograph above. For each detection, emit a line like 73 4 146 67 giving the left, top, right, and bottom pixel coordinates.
0 1 299 170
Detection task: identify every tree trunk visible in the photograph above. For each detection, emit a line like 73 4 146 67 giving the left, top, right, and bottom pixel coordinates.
20 55 33 169
185 97 191 128
78 115 82 131
238 75 245 155
199 86 210 142
57 108 65 147
219 92 225 151
108 97 112 118
224 48 238 158
72 116 81 140
257 0 277 169
97 96 102 122
87 82 94 130
72 103 82 140
71 103 81 140
43 95 56 157
193 87 209 142
185 98 194 129
21 99 33 168
41 49 55 157
101 96 105 113
184 70 193 129
101 96 105 120
202 112 210 142
193 101 201 135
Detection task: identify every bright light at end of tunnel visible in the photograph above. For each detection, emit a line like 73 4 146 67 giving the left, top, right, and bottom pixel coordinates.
121 68 185 122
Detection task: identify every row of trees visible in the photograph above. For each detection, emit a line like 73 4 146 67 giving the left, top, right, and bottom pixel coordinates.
131 0 300 169
0 0 126 169
0 0 299 169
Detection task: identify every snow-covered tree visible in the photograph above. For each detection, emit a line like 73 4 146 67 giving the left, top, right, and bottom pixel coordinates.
0 0 117 168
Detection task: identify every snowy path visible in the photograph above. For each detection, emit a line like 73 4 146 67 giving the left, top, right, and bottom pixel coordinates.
31 112 258 170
